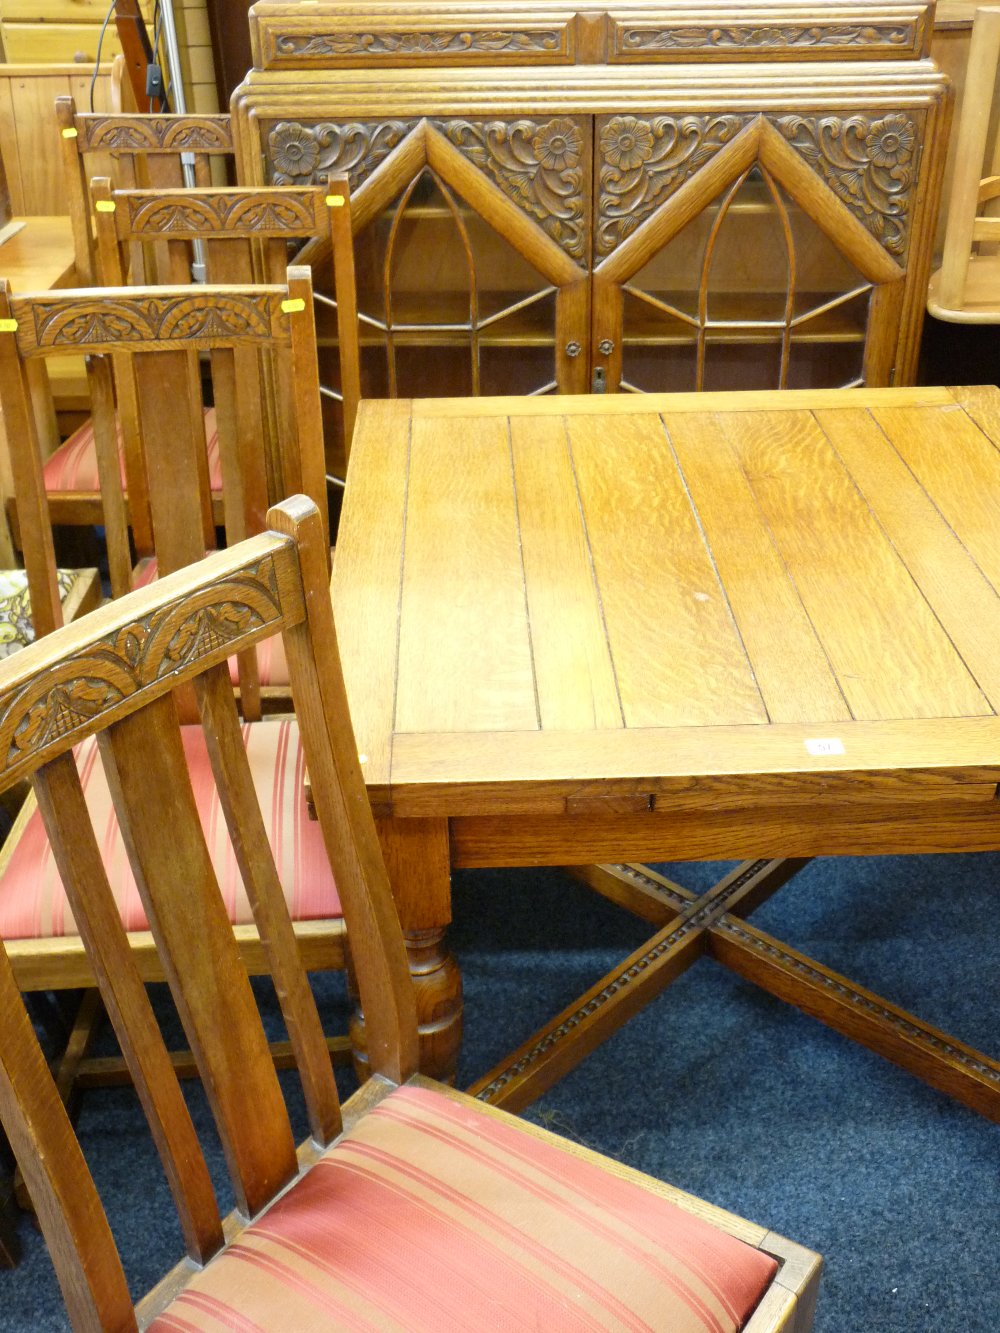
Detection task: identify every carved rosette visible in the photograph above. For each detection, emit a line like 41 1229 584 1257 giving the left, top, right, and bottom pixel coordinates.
442 118 587 261
596 113 752 256
125 192 320 236
17 292 279 352
265 119 419 189
618 22 913 53
771 111 918 256
77 115 233 153
0 560 284 778
273 28 563 58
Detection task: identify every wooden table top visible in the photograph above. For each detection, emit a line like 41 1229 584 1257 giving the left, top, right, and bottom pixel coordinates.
333 385 1000 822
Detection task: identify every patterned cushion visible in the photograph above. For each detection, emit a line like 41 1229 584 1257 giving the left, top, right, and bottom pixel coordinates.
0 719 339 940
0 569 82 659
133 559 289 689
151 1084 778 1332
42 407 222 493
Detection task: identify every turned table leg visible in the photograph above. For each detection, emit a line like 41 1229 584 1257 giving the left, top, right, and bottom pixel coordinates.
351 816 462 1083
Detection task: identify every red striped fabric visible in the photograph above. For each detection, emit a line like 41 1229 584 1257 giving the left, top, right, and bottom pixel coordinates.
0 720 340 939
150 1084 777 1332
42 408 222 493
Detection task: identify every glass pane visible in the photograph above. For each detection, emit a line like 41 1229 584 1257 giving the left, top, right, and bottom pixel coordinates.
347 167 558 398
623 163 874 392
621 288 696 393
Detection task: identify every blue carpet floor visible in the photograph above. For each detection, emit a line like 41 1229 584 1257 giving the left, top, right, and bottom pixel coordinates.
1 852 998 1330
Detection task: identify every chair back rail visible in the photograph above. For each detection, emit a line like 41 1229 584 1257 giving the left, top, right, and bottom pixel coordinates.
56 99 235 287
91 177 362 469
0 501 418 1324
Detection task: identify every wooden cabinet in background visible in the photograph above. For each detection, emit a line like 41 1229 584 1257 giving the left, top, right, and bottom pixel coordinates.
234 2 952 457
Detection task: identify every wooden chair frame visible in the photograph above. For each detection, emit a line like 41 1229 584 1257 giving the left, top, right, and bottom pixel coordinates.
0 498 820 1331
0 279 346 1103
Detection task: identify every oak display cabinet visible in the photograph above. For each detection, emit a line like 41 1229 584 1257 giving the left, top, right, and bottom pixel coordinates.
234 2 951 446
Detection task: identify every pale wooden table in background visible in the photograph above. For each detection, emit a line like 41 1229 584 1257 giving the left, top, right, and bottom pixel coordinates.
332 385 1000 1083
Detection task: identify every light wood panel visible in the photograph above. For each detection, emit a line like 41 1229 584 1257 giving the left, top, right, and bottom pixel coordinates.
718 408 990 721
395 413 537 734
509 414 622 731
567 411 767 728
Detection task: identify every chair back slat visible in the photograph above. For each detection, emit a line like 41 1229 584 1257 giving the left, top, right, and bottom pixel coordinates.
194 665 343 1145
87 354 133 599
99 695 300 1217
0 936 136 1332
33 754 225 1264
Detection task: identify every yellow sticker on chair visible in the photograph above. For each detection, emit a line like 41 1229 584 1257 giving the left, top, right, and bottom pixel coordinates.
281 298 306 313
326 194 345 208
61 127 78 139
95 200 116 213
0 320 17 333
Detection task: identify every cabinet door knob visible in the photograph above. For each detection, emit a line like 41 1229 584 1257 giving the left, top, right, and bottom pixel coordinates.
565 341 581 357
598 338 614 355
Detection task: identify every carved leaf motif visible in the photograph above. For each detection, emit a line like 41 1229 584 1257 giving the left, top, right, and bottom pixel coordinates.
596 114 751 255
26 292 277 350
771 112 917 256
272 28 561 57
78 115 233 153
126 193 317 236
265 120 419 189
620 22 912 51
0 561 283 777
443 117 586 261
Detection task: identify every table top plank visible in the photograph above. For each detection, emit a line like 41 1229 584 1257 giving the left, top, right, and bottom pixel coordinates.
331 399 411 793
567 411 769 728
395 414 537 734
664 409 852 726
815 406 1000 711
950 384 1000 441
871 402 1000 596
721 409 991 722
510 416 623 732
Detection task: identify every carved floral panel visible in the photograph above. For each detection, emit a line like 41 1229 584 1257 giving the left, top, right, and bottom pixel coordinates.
266 119 421 191
441 118 587 261
269 27 567 61
771 111 920 257
614 21 916 56
596 114 753 256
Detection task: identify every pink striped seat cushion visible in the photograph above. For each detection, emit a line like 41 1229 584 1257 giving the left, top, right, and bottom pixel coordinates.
132 558 289 689
151 1083 778 1333
0 719 339 940
42 406 222 494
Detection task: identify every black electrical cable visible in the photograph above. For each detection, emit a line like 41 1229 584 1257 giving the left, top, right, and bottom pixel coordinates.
89 0 117 113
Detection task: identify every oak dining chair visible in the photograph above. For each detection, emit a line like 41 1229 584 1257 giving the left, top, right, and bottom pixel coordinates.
0 278 347 1110
0 495 821 1332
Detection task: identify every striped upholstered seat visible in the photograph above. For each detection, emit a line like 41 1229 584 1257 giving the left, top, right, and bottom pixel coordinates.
42 406 222 496
0 720 339 941
151 1083 778 1333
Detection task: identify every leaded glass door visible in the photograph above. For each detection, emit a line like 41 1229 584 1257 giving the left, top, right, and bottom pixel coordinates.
591 115 906 394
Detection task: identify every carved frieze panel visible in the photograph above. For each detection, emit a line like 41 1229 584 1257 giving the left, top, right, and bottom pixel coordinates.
611 20 919 59
75 114 234 154
265 119 420 191
441 118 587 261
0 559 285 781
12 291 283 354
122 190 324 238
771 111 919 257
596 113 752 256
263 24 569 66
262 116 588 261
